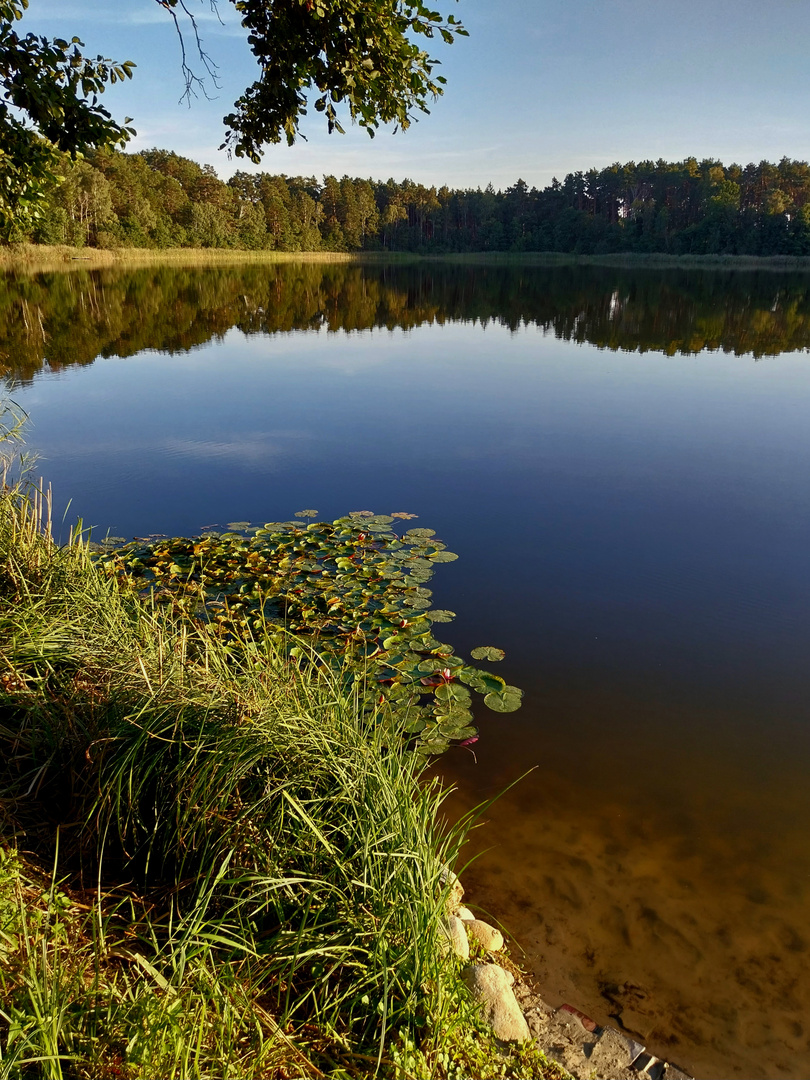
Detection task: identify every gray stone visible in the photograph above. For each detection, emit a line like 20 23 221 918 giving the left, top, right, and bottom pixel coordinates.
465 918 505 951
550 1043 596 1078
662 1065 694 1080
455 904 476 921
547 1007 593 1047
462 964 530 1043
587 1027 641 1073
439 914 470 960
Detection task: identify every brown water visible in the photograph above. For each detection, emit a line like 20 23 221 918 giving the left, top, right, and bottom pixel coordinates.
5 260 810 1078
436 679 810 1078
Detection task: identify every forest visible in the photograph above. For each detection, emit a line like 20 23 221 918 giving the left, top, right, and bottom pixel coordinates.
10 149 810 257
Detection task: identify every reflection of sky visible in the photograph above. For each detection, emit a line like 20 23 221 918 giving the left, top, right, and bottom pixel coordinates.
14 318 810 734
14 311 810 1077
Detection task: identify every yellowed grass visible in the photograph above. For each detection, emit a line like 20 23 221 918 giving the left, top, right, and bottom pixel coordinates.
0 244 370 273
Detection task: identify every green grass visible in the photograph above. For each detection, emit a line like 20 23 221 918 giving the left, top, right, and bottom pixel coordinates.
0 438 564 1078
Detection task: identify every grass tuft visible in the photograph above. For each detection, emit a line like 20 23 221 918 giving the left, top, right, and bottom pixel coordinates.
0 455 563 1078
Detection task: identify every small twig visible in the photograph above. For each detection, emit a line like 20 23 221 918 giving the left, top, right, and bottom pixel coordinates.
161 0 222 105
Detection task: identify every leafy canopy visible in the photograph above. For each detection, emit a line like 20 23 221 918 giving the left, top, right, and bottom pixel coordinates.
221 0 467 159
0 0 466 234
0 0 134 236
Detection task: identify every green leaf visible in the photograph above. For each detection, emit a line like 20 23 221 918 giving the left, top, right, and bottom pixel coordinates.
417 660 442 674
403 597 430 610
450 725 478 740
484 689 523 713
416 738 449 754
470 646 505 662
426 609 455 623
460 669 506 694
435 683 471 704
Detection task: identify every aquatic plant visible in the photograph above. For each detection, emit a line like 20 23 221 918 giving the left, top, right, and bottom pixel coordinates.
100 511 523 757
0 477 560 1080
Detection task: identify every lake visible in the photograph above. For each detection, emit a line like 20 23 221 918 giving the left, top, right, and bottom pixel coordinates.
4 259 810 1079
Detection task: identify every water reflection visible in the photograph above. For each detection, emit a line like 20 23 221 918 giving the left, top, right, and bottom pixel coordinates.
3 260 810 1078
4 262 810 385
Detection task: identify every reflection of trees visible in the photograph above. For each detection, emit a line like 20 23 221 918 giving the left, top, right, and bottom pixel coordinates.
2 263 810 384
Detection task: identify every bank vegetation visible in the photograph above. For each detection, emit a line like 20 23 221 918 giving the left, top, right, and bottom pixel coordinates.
0 411 559 1079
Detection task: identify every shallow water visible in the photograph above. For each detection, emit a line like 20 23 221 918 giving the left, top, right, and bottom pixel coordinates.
4 261 810 1078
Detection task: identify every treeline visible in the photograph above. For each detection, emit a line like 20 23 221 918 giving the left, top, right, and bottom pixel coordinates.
4 263 810 384
15 149 810 257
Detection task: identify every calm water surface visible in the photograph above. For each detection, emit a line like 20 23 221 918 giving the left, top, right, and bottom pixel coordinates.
4 262 810 1078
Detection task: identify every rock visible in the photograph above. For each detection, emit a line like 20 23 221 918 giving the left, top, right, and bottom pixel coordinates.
513 982 554 1039
439 866 464 912
438 914 470 960
547 1006 593 1049
548 1043 596 1079
465 918 504 951
662 1065 694 1080
587 1027 642 1073
462 964 530 1043
455 904 476 921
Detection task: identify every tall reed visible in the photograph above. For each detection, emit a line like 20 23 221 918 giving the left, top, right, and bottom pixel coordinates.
0 459 559 1078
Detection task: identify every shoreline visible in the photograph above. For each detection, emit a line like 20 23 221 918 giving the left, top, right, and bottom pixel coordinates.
4 242 810 273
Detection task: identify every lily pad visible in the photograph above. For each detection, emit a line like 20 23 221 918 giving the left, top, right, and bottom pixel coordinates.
426 609 456 623
484 689 523 713
470 646 505 662
462 670 506 693
99 509 521 759
435 683 472 704
416 738 449 754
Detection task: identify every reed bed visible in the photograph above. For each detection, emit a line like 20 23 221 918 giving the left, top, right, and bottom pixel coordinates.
5 243 810 276
0 245 373 274
0 430 558 1078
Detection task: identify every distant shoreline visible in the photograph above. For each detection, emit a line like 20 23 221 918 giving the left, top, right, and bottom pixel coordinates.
4 243 810 273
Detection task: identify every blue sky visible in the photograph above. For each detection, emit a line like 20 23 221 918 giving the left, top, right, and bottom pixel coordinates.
22 0 810 188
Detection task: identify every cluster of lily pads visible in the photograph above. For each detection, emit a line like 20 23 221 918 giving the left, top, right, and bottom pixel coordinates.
98 511 523 756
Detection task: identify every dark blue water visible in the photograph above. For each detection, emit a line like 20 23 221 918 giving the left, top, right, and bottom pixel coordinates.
6 263 810 1078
